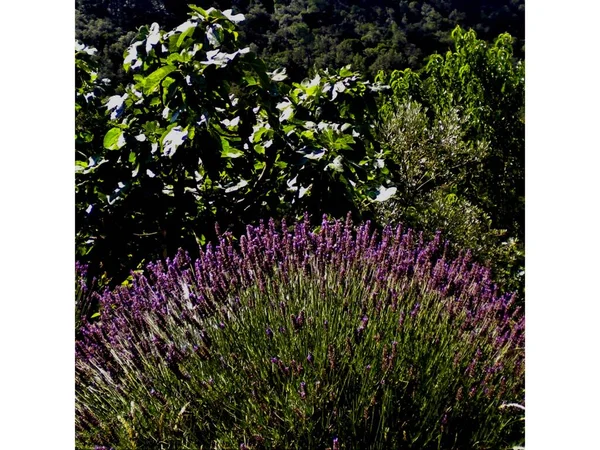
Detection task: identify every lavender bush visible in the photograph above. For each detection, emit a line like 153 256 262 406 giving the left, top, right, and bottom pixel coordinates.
76 215 524 449
75 262 99 336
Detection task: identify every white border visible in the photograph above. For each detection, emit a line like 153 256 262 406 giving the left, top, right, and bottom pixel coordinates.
3 0 599 447
527 0 600 448
2 1 74 447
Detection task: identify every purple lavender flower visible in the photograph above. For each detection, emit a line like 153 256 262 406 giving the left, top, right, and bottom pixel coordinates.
76 213 524 447
299 381 307 399
357 315 369 333
410 302 421 318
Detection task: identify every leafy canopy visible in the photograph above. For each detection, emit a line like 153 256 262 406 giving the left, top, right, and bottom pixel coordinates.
75 5 393 283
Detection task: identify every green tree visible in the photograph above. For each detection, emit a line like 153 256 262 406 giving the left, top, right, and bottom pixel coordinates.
375 27 524 294
76 6 391 283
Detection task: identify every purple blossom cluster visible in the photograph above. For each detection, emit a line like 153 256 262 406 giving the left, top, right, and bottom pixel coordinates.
76 261 99 332
76 213 523 389
75 261 88 293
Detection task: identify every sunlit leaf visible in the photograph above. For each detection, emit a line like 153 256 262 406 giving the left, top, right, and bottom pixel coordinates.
143 65 177 95
145 23 161 53
106 94 128 120
268 68 287 81
373 186 397 202
223 9 245 23
103 128 125 150
327 155 344 172
162 127 188 157
221 147 244 158
224 179 248 193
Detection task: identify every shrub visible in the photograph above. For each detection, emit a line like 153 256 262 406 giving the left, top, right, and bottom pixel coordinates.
75 6 392 284
76 215 524 449
75 262 99 336
376 28 525 243
373 26 526 295
374 100 524 296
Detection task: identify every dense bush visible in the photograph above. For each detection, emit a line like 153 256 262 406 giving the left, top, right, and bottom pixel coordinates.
76 216 524 449
75 6 392 283
374 27 524 295
378 27 524 241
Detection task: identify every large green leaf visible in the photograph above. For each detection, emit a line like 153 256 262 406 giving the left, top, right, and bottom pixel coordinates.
143 65 177 95
176 25 196 49
221 147 244 159
103 128 125 150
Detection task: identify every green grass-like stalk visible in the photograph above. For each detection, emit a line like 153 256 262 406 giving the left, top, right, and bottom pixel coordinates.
76 255 523 449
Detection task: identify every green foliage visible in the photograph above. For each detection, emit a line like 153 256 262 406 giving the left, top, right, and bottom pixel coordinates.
75 40 105 138
76 0 524 82
377 100 488 206
380 27 525 239
75 6 390 282
374 27 524 295
76 9 138 84
75 41 113 258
